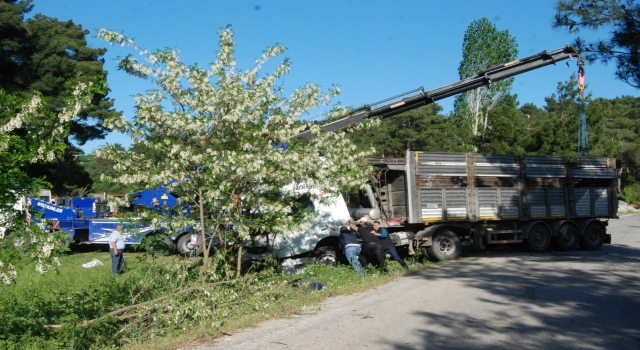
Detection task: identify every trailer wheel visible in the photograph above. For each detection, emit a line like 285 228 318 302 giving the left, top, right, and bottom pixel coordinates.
555 224 579 251
314 246 338 266
177 233 203 256
526 224 551 252
427 230 461 261
580 223 605 251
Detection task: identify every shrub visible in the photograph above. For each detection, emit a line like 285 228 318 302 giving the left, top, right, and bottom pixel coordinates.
622 183 640 205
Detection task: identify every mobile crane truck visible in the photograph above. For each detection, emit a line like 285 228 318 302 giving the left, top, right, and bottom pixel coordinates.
242 45 618 270
28 186 203 255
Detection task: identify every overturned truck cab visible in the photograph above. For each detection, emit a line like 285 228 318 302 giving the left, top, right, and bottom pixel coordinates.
241 188 352 272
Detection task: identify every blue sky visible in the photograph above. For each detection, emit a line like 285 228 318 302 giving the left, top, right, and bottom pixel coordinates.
32 0 638 153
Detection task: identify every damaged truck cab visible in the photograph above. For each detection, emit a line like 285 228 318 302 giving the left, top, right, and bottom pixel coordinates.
242 188 352 272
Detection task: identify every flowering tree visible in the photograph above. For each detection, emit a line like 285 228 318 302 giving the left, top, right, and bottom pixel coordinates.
0 83 94 284
97 26 374 279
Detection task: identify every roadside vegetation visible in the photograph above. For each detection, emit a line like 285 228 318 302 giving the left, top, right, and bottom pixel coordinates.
0 249 434 350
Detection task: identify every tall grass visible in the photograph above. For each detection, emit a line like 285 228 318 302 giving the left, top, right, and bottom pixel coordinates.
0 249 436 350
623 183 640 205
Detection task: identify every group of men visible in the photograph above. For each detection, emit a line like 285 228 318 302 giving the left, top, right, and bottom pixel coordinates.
335 218 408 276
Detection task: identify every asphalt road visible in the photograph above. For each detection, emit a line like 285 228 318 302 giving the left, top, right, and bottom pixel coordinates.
200 215 640 350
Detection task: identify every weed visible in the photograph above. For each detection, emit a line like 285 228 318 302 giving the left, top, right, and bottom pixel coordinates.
622 183 640 205
0 249 438 349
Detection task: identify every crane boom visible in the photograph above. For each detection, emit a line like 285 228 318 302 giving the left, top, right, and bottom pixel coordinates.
298 45 578 140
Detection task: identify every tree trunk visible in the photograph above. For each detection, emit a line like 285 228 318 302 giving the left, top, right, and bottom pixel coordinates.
197 177 208 282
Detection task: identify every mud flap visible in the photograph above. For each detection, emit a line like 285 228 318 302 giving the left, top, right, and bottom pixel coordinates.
604 234 612 244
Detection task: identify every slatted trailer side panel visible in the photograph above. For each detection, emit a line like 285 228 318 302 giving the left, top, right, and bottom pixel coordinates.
408 152 617 224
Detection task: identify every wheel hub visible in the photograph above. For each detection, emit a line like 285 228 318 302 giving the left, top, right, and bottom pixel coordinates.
531 232 543 243
439 239 454 254
316 254 336 266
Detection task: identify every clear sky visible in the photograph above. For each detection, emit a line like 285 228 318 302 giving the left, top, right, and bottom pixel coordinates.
32 0 638 153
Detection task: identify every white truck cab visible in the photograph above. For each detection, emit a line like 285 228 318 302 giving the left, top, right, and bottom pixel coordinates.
242 189 351 273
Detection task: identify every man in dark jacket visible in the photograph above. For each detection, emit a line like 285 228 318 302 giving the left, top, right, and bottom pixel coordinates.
337 226 364 276
349 218 387 272
372 221 409 270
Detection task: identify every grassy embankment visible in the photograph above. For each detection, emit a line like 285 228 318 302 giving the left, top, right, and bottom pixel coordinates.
0 248 438 350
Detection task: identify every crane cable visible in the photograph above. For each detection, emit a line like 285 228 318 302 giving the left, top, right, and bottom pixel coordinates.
577 57 588 156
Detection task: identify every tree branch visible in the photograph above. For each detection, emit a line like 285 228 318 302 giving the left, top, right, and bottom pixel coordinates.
43 279 238 329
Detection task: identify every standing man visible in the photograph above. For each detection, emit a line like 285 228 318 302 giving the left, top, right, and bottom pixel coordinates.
371 220 409 270
110 225 126 275
337 226 364 276
349 218 387 272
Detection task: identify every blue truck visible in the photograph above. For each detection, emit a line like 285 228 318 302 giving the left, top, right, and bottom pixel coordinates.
29 186 202 255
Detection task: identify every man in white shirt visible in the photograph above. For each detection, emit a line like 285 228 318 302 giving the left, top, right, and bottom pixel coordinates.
109 225 126 275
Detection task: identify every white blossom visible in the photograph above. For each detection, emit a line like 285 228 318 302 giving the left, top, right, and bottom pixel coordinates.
95 26 375 271
0 261 17 285
0 79 93 284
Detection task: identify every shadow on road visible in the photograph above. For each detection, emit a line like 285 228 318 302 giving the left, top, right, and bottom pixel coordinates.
391 243 640 349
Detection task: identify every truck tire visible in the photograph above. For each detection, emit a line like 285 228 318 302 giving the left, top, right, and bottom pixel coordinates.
580 223 605 251
427 229 461 261
555 223 579 251
526 223 551 252
177 233 203 256
314 246 338 266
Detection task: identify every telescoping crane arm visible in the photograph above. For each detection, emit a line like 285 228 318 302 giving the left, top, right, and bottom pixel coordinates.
298 45 579 140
